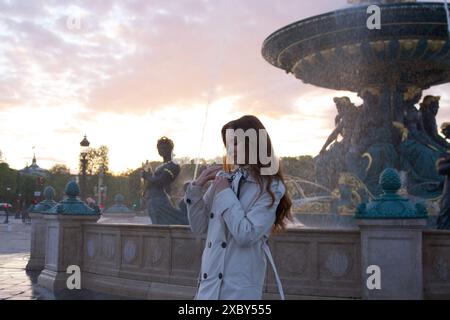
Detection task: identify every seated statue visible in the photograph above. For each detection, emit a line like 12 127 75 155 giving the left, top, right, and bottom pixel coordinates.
142 137 189 225
420 96 450 151
437 123 450 230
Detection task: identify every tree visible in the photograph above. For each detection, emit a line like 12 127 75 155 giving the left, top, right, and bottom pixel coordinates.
0 162 17 203
281 156 315 180
47 164 73 201
79 145 110 175
49 164 71 175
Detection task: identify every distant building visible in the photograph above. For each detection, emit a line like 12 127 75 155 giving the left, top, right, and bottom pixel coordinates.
19 154 49 177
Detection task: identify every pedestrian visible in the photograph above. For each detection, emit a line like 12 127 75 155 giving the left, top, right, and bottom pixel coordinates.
184 115 292 300
3 204 9 224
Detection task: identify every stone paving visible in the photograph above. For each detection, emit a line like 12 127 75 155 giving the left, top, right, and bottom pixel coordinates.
0 218 52 300
0 217 133 300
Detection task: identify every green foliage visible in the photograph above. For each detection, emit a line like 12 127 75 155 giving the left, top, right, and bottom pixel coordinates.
1 153 318 211
0 162 17 203
46 164 73 201
49 164 70 175
80 145 110 175
280 156 315 180
18 174 39 205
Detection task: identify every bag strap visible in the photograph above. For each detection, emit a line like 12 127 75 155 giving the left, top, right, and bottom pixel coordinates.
262 238 285 300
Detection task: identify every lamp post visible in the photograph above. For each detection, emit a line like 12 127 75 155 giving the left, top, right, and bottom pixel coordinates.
79 135 90 201
97 165 105 211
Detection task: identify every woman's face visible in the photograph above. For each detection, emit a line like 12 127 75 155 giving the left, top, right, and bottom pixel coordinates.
225 136 241 165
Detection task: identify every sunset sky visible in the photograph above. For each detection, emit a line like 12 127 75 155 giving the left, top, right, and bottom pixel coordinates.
0 0 449 174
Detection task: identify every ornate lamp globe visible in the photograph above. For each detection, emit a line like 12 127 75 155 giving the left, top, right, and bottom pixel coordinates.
80 135 90 156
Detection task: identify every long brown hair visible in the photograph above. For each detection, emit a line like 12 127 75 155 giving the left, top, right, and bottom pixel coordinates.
221 115 292 233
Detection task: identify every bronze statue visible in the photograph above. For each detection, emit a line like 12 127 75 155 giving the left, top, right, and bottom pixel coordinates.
319 97 359 155
420 96 450 151
315 97 359 191
142 137 188 225
394 93 444 196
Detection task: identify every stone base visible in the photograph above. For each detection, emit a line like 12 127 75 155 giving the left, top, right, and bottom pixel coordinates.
98 215 152 225
38 269 70 292
81 273 196 300
79 272 356 300
358 219 427 300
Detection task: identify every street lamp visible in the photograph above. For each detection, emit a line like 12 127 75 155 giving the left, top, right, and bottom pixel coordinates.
97 165 104 209
80 135 90 201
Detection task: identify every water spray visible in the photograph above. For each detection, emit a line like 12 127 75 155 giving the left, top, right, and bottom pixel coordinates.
445 0 450 35
192 2 231 180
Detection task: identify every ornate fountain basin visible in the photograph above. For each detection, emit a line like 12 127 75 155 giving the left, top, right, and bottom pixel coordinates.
262 2 450 91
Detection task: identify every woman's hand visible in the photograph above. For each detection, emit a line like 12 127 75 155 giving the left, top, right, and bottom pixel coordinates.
193 165 223 187
212 175 231 194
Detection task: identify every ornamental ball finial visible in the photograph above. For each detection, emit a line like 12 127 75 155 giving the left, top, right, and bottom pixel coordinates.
379 168 401 193
65 181 80 198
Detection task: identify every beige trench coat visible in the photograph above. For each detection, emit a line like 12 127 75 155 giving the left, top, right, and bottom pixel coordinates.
184 172 285 300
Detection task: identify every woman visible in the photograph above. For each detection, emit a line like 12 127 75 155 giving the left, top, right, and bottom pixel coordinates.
184 115 292 300
143 137 189 225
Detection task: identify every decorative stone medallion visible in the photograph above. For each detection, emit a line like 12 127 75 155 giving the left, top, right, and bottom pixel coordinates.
432 256 449 281
87 238 96 259
123 240 137 264
325 250 349 278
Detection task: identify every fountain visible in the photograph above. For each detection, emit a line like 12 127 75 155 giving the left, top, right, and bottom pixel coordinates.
262 0 450 225
25 1 450 299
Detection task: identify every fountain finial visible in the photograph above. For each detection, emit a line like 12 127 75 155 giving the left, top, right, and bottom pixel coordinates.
355 169 428 219
379 168 401 194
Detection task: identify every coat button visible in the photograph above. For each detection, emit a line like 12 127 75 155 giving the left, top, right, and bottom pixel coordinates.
208 242 212 248
210 213 214 219
221 242 227 248
186 198 191 204
218 273 223 279
203 273 208 279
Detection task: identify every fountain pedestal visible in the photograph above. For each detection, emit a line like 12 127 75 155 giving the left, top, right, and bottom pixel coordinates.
26 186 58 271
37 215 99 291
358 218 426 299
355 168 428 299
26 212 47 271
37 182 100 292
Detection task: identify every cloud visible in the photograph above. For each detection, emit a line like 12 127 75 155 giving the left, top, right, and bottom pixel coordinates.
0 0 352 115
1 0 449 172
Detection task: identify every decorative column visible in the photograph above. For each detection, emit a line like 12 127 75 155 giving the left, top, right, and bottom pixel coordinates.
38 181 100 292
26 186 58 271
355 168 428 299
